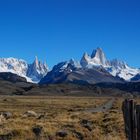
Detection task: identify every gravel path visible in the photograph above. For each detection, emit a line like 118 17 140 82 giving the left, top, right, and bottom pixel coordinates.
85 98 115 113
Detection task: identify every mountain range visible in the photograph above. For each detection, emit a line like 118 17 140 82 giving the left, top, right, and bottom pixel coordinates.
40 48 140 84
0 48 140 84
0 57 48 83
80 48 140 81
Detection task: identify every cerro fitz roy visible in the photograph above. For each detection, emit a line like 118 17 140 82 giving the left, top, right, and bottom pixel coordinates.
0 48 139 84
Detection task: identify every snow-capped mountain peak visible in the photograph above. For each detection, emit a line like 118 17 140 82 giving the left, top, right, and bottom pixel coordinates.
27 57 48 82
0 57 28 76
91 47 103 58
58 59 81 73
69 59 81 68
34 56 39 68
0 57 49 83
80 48 140 81
91 47 108 66
110 59 127 69
108 60 140 81
0 48 140 83
80 48 109 68
80 53 91 68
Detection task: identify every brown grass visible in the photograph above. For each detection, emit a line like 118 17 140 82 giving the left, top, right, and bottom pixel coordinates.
0 96 127 140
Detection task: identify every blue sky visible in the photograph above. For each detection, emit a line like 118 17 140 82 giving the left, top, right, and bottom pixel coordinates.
0 0 140 68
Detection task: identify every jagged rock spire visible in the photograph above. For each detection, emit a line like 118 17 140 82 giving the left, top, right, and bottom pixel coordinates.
80 48 109 67
91 47 102 58
80 52 91 67
91 47 108 66
34 56 39 68
27 56 49 82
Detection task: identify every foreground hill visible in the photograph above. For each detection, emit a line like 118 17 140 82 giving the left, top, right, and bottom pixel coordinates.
0 72 139 96
0 72 35 95
0 72 27 83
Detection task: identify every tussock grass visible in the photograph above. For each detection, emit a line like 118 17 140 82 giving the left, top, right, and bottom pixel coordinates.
0 96 126 140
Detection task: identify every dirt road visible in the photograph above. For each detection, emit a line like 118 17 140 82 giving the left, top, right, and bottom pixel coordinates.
85 98 115 113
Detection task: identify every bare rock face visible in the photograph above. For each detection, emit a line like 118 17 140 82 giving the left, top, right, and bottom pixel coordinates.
91 47 109 66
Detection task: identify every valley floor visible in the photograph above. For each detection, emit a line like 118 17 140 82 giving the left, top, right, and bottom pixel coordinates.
0 96 128 140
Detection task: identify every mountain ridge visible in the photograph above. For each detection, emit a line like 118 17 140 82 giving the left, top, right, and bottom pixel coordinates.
40 48 140 85
0 57 48 83
80 48 140 81
0 48 140 84
40 59 124 85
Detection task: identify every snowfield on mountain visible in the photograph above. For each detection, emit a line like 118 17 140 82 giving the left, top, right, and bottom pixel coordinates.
0 57 48 83
40 48 140 85
0 48 139 84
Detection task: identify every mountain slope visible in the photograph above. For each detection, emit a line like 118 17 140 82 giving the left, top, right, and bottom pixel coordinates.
0 72 35 95
40 59 81 84
0 72 27 83
40 59 123 85
131 74 140 82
